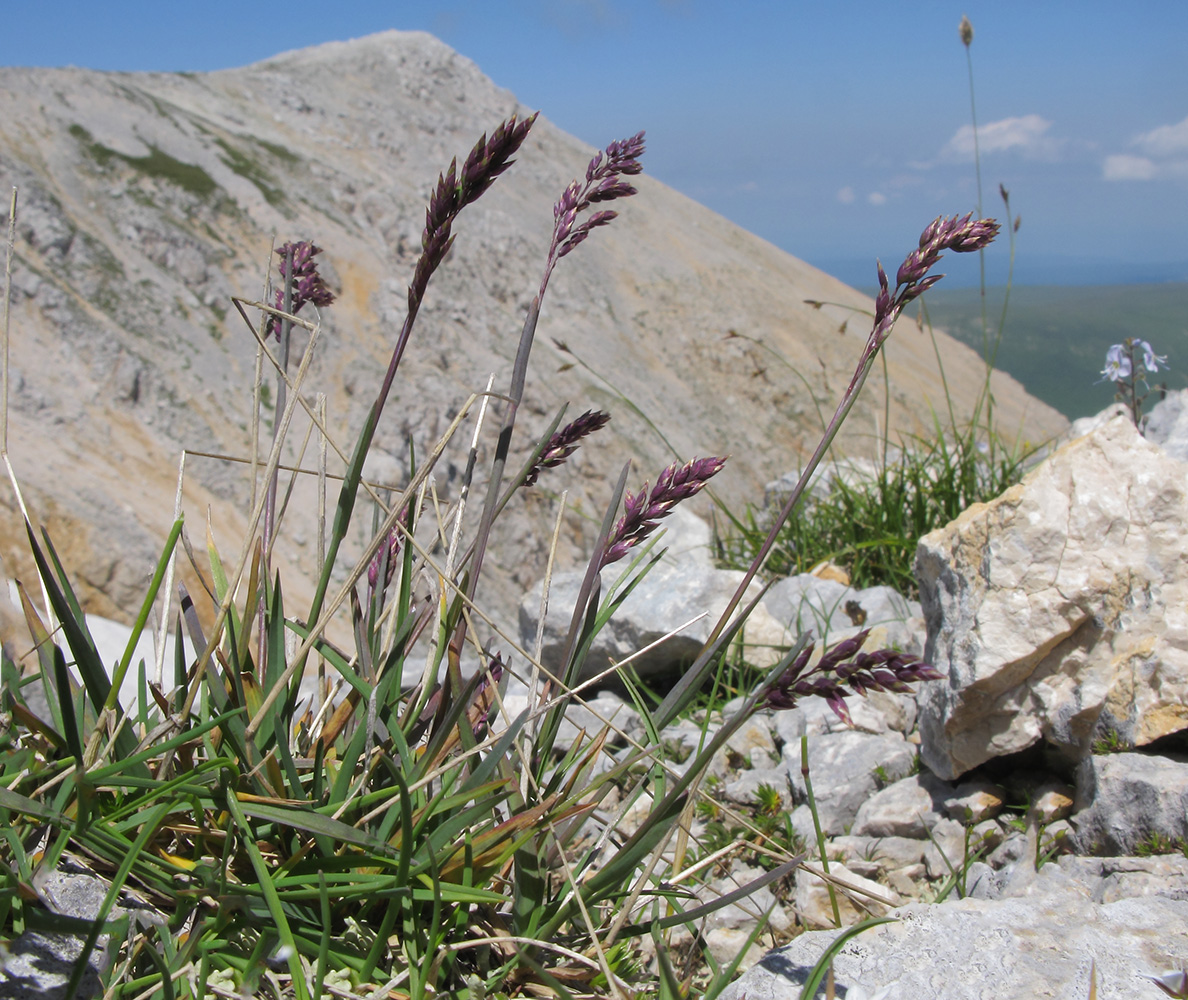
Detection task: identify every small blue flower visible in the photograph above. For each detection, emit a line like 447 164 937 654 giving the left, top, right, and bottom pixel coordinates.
1102 344 1131 382
1137 339 1168 372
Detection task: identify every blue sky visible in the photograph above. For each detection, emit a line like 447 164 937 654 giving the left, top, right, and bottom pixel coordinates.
4 1 1187 287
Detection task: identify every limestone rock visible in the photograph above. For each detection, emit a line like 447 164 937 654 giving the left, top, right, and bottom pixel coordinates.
722 890 1188 1000
519 560 790 683
762 574 924 655
942 778 1006 822
1073 751 1188 854
783 730 916 836
793 861 901 929
851 771 949 839
1145 387 1188 461
917 413 1188 779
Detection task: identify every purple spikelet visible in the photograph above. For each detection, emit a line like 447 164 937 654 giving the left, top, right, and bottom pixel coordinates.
600 455 726 569
525 410 611 487
540 131 645 297
763 628 943 724
409 114 538 313
266 241 335 337
873 213 999 349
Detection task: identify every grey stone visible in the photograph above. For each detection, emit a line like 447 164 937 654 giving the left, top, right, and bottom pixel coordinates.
942 778 1006 823
783 731 916 836
964 861 1007 899
793 861 901 929
762 575 925 656
1145 387 1188 461
851 771 949 839
1073 751 1188 854
724 766 793 808
519 558 789 684
828 835 927 873
987 831 1029 870
922 817 972 879
721 892 1188 1000
0 857 160 1000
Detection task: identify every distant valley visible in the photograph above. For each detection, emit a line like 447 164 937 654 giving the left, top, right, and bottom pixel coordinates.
905 283 1188 421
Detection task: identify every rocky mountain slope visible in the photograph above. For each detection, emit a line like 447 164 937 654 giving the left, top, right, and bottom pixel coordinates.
0 30 1068 630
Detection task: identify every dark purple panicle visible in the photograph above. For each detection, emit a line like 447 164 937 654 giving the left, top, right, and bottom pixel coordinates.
409 114 538 314
600 455 727 569
266 241 336 337
540 131 645 297
525 410 611 487
875 213 999 344
763 628 943 724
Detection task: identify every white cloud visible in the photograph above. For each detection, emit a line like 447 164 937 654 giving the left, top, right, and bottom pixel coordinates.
837 186 855 204
1134 115 1188 156
868 192 887 206
1103 154 1158 181
1103 115 1188 181
939 114 1059 162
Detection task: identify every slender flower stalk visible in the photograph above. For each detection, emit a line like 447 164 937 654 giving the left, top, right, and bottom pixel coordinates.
460 132 645 619
304 114 537 635
524 409 611 486
655 214 999 730
764 628 942 723
600 455 727 569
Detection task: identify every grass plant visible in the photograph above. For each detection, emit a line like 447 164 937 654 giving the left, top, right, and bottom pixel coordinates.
2 96 1009 1000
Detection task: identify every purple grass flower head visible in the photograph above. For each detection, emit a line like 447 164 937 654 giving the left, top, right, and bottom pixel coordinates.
409 114 538 312
266 241 335 337
870 214 1000 350
540 131 645 297
471 652 506 740
763 629 942 724
600 455 726 569
525 409 611 486
366 506 410 591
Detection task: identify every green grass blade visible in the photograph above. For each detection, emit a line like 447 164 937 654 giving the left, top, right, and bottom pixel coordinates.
63 799 174 1000
107 518 183 715
797 916 897 1000
223 790 311 1000
240 800 395 855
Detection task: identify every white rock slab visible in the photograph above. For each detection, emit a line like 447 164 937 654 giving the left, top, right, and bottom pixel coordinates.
916 413 1188 779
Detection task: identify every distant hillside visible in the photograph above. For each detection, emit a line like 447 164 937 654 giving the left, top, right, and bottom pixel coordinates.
908 284 1188 421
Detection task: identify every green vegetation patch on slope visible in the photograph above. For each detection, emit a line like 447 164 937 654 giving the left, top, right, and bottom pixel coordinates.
69 123 217 198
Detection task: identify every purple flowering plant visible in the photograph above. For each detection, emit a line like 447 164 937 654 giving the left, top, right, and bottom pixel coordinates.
265 240 335 338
